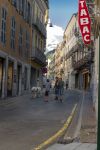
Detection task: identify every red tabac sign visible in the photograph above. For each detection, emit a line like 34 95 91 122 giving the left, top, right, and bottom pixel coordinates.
78 0 91 45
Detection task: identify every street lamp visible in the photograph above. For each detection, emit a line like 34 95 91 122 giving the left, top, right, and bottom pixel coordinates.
48 19 53 27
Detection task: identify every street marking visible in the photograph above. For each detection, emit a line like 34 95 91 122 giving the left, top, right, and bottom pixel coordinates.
33 103 77 150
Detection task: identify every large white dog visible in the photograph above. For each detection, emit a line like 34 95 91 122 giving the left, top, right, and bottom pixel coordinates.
31 86 42 98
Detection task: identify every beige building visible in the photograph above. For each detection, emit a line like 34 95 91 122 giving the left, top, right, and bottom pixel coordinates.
55 42 64 79
63 12 94 90
0 0 48 98
46 49 55 80
63 13 78 89
31 0 48 88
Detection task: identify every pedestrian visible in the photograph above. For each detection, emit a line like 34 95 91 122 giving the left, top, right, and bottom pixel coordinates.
58 77 64 102
66 80 68 90
44 79 51 102
54 77 59 100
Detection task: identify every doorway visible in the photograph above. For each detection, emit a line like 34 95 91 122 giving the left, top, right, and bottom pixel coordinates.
7 61 13 96
0 58 3 97
75 73 79 89
83 72 90 90
17 65 22 95
24 67 27 90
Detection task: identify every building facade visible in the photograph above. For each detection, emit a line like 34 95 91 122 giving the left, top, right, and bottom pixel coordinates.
46 49 55 80
0 0 48 98
93 0 100 119
55 42 64 79
0 0 33 98
31 0 48 88
63 13 78 89
63 12 94 91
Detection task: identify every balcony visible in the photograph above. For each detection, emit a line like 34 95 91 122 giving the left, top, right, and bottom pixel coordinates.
66 44 84 59
31 47 46 66
33 17 46 38
72 51 94 70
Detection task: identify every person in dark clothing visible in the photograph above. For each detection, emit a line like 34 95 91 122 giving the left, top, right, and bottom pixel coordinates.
44 79 51 102
54 77 59 100
66 80 68 90
58 77 64 102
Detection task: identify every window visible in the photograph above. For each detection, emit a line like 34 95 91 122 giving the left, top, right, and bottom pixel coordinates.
1 8 7 44
22 0 24 14
10 17 16 49
25 31 30 58
35 34 38 48
26 1 30 23
38 38 40 49
12 0 17 7
18 26 23 55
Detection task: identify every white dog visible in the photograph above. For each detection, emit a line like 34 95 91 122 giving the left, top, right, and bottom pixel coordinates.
31 86 42 98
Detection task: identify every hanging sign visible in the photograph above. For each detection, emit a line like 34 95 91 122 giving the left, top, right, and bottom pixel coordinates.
78 0 91 45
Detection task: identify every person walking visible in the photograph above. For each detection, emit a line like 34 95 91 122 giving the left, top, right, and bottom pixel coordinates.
58 77 64 102
54 77 59 100
66 80 68 90
44 79 51 102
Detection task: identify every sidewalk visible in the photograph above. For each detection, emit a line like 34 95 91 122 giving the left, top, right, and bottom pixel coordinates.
46 142 97 150
46 90 97 150
79 91 97 143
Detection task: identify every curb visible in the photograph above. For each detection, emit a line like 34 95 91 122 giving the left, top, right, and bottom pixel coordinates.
33 103 78 150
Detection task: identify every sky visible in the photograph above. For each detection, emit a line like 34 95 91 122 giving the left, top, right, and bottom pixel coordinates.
46 0 78 52
49 0 78 29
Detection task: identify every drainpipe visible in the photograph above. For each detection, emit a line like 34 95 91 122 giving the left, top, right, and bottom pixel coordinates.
97 32 100 150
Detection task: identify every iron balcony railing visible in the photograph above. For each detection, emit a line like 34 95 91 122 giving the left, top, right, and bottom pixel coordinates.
33 17 46 37
72 51 94 70
31 47 46 66
66 44 84 59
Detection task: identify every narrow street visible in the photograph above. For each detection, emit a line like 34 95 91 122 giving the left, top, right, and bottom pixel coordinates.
0 0 99 150
0 90 80 150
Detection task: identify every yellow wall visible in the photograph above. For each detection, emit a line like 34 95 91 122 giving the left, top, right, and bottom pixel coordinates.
0 0 32 64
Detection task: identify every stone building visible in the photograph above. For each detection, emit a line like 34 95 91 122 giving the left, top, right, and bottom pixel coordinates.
63 12 94 90
46 49 55 80
55 42 64 79
63 13 78 89
31 0 49 87
0 0 48 98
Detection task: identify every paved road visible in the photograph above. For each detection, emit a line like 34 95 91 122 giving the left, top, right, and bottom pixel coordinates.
0 90 80 150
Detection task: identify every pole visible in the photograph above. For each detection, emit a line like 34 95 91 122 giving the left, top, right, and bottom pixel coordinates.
97 33 100 150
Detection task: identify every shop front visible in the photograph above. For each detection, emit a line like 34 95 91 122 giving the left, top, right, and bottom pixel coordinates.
7 61 14 97
0 58 4 97
82 69 90 90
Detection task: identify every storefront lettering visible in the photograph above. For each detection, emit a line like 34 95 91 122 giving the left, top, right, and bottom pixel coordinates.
78 0 91 45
